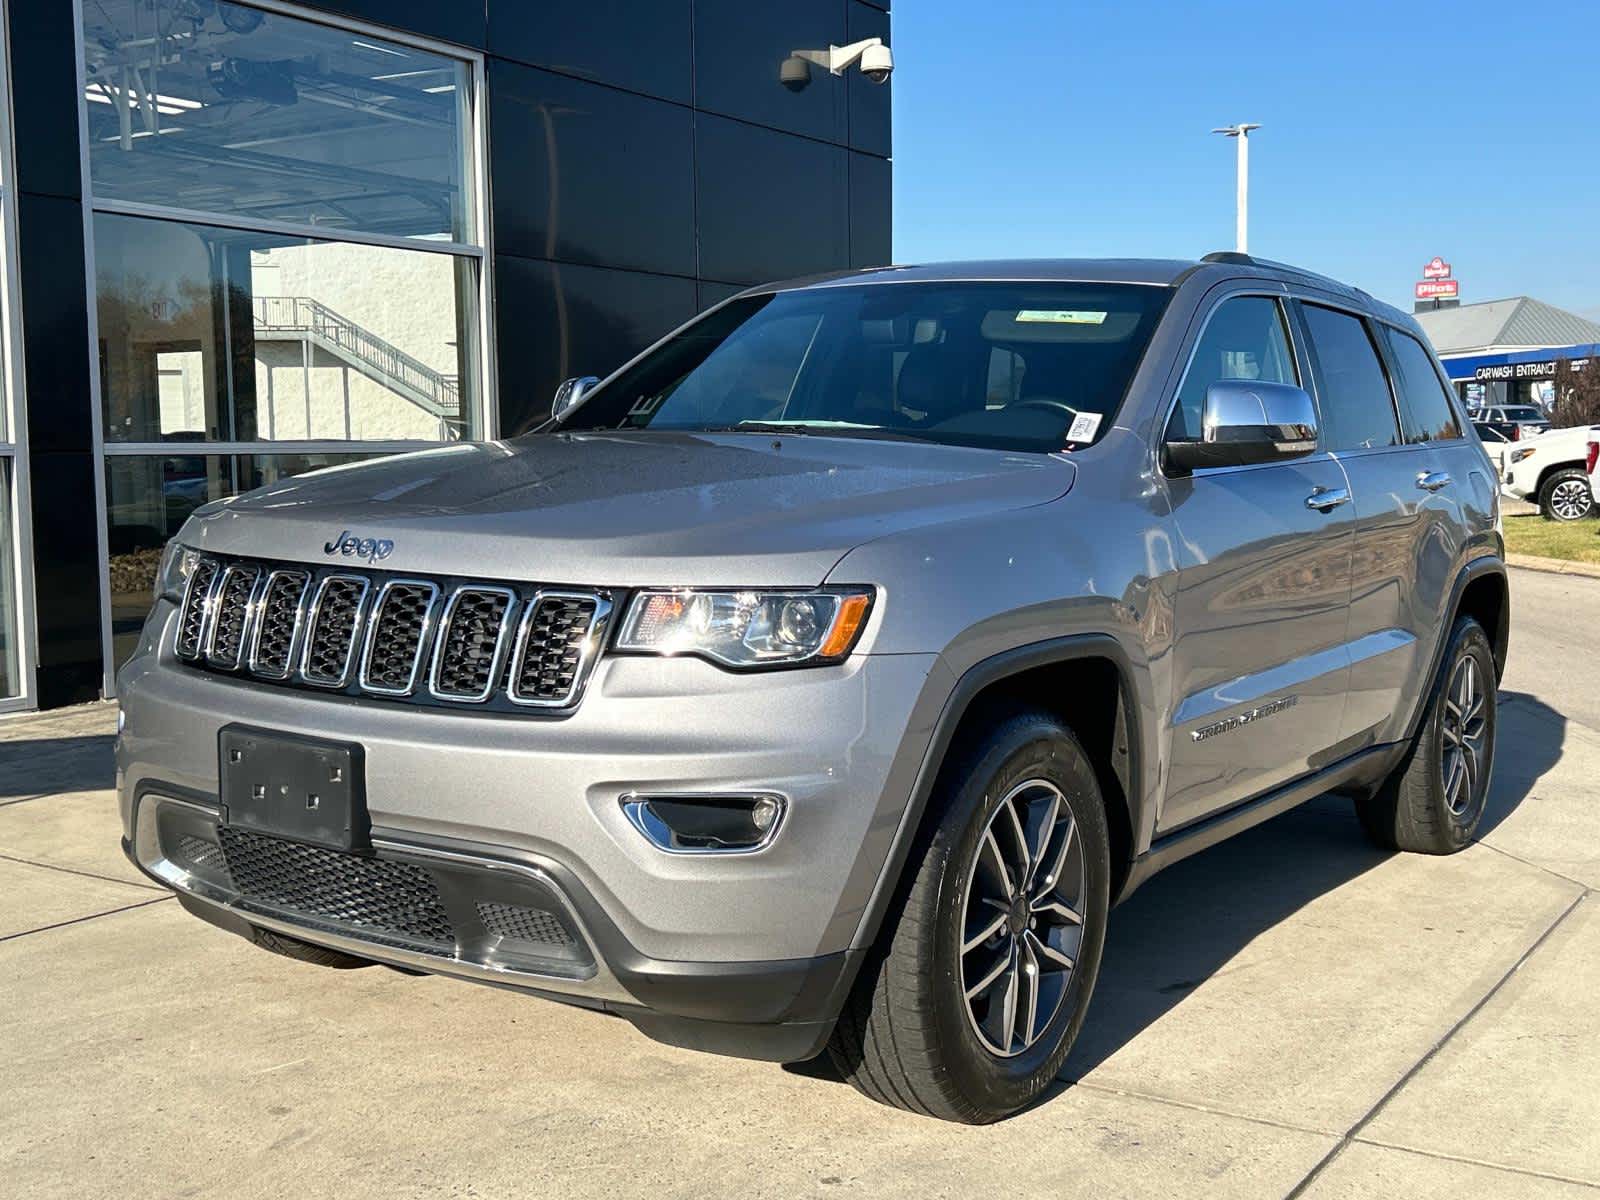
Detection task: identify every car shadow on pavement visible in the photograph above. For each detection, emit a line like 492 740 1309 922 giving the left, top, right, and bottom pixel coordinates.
0 735 117 799
789 691 1556 1104
1477 691 1564 839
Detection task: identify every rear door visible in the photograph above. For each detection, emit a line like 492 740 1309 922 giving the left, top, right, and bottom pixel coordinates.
1294 302 1458 750
1160 291 1356 831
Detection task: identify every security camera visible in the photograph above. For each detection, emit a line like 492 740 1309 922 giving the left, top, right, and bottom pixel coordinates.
787 38 894 86
858 41 894 85
779 54 812 91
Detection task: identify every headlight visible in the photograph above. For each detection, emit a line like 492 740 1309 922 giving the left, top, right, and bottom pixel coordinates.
1510 446 1538 464
616 588 874 669
155 540 198 601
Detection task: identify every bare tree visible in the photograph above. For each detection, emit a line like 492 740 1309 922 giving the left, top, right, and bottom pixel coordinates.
1551 357 1600 427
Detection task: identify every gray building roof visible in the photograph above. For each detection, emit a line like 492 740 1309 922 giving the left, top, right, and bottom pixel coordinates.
1415 296 1600 355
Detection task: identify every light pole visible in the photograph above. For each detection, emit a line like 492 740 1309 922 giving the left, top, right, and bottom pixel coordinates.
1211 123 1261 253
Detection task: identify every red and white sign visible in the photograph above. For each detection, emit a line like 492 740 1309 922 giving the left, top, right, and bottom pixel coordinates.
1422 256 1452 280
1415 279 1460 300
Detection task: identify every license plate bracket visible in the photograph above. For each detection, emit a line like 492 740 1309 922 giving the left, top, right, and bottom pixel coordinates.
219 725 368 851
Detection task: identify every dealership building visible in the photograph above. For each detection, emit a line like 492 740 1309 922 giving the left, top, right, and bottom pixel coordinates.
1414 296 1600 410
0 0 893 712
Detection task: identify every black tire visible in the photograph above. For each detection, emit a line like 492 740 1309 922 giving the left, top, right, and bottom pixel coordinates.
1538 467 1594 522
1356 617 1496 854
827 709 1111 1123
248 925 375 969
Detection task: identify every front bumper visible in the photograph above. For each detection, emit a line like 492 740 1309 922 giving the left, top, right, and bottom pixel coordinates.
118 600 944 1058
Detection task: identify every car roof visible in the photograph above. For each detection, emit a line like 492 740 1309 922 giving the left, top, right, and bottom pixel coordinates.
748 254 1409 325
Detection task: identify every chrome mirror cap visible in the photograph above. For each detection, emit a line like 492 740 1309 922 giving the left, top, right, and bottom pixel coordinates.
551 375 601 422
1166 380 1319 473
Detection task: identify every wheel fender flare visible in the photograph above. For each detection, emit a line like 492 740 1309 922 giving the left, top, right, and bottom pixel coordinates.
849 633 1148 957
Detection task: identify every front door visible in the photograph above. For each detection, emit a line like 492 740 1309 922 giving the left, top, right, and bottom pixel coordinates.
1160 293 1357 833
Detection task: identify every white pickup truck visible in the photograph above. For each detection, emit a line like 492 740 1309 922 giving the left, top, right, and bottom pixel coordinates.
1499 424 1600 521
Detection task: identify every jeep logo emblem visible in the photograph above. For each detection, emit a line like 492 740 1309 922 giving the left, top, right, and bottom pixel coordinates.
323 529 395 564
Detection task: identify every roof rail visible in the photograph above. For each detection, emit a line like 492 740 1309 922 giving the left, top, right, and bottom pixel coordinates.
1199 251 1379 305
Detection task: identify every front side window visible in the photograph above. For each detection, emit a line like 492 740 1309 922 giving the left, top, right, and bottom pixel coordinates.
1381 327 1462 443
1300 304 1400 452
1167 296 1297 441
558 283 1174 453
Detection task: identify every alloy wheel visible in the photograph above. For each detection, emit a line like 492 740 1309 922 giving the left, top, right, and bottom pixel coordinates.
958 779 1087 1058
1550 479 1592 521
1441 653 1489 817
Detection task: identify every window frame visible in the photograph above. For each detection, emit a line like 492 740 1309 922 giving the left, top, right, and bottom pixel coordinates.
1290 298 1406 458
74 0 495 697
1164 292 1302 445
0 0 39 712
1371 321 1466 446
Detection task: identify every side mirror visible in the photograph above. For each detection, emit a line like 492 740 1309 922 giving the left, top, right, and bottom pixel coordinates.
551 375 601 422
1165 380 1319 473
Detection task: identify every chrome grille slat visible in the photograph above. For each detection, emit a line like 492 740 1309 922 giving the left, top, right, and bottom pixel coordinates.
428 586 516 702
247 569 311 679
300 575 372 687
359 580 441 695
172 553 606 712
175 557 222 660
508 592 609 708
205 564 265 669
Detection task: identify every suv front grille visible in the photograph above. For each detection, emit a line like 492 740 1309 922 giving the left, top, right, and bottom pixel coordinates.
173 552 609 713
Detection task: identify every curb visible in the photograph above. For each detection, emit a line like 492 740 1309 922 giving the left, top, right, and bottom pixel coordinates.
1507 552 1600 579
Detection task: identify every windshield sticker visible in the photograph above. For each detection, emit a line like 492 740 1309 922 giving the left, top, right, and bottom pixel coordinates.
1015 310 1108 325
1066 411 1103 443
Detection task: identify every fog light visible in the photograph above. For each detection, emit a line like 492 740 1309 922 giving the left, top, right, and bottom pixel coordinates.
621 793 786 854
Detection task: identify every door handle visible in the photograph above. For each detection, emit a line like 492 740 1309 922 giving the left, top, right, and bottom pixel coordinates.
1305 486 1351 512
1417 470 1452 493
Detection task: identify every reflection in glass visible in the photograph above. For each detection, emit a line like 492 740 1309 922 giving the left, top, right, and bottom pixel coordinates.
81 0 474 242
95 212 479 443
106 452 371 667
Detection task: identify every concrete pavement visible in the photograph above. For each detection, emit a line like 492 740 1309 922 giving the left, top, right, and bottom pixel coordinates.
2 565 1597 1198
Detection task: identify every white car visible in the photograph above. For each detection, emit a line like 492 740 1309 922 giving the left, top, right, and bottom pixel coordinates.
1500 425 1600 521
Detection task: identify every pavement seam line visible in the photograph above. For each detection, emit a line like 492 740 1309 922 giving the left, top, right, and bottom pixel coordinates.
0 792 54 808
1349 1134 1600 1191
1065 1078 1336 1138
1474 840 1593 891
1282 889 1590 1200
0 894 173 943
0 851 165 893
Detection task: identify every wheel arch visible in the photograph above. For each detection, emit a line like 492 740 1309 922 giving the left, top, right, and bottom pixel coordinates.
851 634 1149 958
1399 556 1509 752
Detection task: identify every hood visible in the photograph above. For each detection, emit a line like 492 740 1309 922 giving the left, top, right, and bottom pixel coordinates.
183 431 1076 587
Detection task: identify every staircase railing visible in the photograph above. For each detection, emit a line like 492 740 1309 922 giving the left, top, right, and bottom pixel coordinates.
252 295 461 420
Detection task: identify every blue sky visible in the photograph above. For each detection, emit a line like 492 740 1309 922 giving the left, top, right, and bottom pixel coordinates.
890 1 1599 317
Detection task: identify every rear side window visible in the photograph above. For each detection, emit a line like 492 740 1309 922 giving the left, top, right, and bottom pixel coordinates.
1301 304 1400 452
1168 296 1298 440
1381 327 1462 443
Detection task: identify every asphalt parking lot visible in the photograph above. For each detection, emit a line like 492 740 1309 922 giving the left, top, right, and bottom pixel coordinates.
3 565 1598 1199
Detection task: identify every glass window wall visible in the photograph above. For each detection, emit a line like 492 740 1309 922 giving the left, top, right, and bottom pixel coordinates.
81 0 489 676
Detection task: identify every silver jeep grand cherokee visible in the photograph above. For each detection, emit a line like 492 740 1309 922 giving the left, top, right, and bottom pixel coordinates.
119 254 1508 1123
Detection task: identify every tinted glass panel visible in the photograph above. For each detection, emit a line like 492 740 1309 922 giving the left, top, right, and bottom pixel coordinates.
94 212 479 443
560 283 1174 453
1301 305 1400 452
1169 297 1297 441
106 451 371 667
488 62 695 276
1382 327 1462 443
696 114 847 285
81 1 475 241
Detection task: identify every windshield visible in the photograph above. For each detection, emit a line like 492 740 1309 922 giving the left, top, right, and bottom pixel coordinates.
1504 406 1545 421
556 282 1174 452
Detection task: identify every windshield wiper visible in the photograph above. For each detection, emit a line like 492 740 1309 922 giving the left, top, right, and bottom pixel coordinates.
694 422 939 444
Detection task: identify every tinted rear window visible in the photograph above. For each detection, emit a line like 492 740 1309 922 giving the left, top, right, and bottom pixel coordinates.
1381 327 1462 443
1301 304 1400 452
